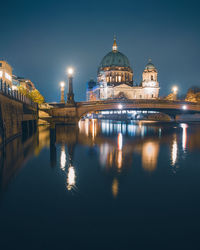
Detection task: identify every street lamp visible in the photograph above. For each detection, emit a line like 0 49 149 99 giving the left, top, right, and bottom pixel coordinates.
60 81 65 103
67 67 74 76
67 67 75 104
172 86 178 101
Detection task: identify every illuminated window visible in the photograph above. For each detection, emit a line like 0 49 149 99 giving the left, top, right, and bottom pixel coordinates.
5 72 11 81
118 76 121 82
0 71 2 77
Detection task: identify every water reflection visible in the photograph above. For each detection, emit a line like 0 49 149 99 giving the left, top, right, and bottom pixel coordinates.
0 126 48 193
142 141 159 172
67 165 76 191
112 178 119 198
171 135 178 166
1 119 200 198
60 145 66 171
180 123 188 152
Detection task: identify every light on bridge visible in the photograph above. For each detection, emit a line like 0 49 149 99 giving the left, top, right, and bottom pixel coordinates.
182 105 187 110
118 104 123 110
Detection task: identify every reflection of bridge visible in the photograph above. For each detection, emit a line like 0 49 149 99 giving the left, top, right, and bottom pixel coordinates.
40 99 200 124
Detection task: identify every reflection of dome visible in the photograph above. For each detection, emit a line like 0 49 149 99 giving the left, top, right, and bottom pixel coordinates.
145 59 156 70
99 51 131 68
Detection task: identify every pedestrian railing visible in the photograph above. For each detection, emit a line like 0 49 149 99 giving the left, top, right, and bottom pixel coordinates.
0 80 37 109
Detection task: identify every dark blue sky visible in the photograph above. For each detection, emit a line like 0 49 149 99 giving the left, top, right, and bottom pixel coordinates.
1 0 200 101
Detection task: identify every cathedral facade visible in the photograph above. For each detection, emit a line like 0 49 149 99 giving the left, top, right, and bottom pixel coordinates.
86 38 160 101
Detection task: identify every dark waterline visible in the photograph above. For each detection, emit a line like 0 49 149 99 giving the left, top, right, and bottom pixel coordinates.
0 120 200 250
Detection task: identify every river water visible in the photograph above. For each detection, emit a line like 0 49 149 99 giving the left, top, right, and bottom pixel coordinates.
0 120 200 249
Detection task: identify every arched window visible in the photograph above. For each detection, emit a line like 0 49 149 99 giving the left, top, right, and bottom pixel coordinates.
151 75 153 81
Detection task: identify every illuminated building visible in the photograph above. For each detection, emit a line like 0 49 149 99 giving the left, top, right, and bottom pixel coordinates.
12 76 35 91
0 60 35 91
86 38 160 100
0 60 12 87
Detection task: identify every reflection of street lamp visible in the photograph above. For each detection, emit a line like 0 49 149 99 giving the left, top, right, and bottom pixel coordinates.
60 81 65 103
67 67 75 104
172 86 178 101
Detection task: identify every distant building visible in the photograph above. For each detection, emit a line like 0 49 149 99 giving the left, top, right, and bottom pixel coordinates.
15 77 35 91
0 60 13 87
86 79 99 101
86 38 160 101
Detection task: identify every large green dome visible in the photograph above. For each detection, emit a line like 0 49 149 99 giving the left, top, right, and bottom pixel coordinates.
99 50 131 68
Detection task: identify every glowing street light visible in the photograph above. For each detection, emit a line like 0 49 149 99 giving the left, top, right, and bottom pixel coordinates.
67 67 74 76
172 86 178 101
60 81 65 88
60 81 65 103
172 86 178 94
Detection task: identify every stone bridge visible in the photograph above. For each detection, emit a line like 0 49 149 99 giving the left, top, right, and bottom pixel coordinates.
39 99 200 125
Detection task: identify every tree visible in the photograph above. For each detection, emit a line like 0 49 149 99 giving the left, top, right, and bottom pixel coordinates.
29 89 45 104
185 86 200 103
17 85 30 98
164 93 174 101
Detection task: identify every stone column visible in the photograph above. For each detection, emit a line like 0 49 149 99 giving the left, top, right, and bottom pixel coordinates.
60 84 65 103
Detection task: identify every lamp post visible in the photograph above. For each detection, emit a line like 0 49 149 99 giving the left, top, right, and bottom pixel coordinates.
60 81 65 103
67 67 75 104
172 86 178 101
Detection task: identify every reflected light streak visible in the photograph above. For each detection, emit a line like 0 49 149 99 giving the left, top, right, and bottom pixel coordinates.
60 145 66 171
67 165 76 191
142 141 159 172
171 136 178 166
180 123 188 151
118 133 123 150
112 178 119 198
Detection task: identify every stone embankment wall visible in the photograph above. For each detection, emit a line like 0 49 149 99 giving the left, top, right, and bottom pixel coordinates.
0 93 37 147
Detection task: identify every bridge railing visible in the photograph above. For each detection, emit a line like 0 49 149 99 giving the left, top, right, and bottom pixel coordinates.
77 98 200 106
0 80 37 109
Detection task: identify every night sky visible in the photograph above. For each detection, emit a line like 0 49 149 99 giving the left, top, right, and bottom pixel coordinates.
1 0 200 102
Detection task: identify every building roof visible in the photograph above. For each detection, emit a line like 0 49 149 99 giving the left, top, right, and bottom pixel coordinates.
99 38 131 70
145 59 157 70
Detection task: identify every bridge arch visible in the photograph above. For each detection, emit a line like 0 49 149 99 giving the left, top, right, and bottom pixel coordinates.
76 100 187 121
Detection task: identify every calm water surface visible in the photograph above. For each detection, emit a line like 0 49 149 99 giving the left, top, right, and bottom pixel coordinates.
0 120 200 250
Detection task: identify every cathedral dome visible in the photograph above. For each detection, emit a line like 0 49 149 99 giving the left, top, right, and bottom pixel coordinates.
99 51 131 68
98 38 131 71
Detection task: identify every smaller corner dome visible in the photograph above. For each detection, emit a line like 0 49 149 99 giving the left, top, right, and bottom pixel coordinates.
145 59 157 70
